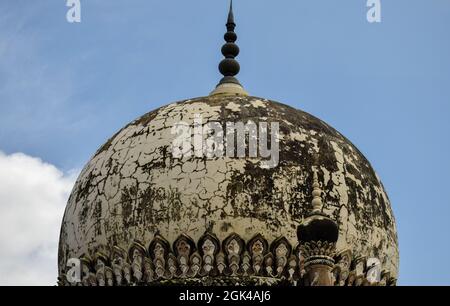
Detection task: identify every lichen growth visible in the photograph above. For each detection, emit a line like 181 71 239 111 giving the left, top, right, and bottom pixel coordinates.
58 95 399 278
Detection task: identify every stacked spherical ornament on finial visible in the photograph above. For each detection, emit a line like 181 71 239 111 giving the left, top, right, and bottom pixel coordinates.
210 0 248 96
58 1 398 286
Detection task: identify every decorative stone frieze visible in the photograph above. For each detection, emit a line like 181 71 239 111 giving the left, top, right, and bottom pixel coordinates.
58 232 396 286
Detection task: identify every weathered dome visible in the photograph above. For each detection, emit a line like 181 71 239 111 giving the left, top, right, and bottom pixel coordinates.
58 95 399 285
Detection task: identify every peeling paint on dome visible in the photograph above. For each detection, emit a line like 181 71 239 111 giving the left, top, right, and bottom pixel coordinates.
58 95 399 278
226 101 241 112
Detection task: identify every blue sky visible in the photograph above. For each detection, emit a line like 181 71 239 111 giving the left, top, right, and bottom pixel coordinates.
0 0 449 285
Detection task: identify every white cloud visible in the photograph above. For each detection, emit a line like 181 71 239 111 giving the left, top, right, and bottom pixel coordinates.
0 151 77 286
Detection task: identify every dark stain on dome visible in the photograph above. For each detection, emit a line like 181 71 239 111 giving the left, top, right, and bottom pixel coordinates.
58 95 399 278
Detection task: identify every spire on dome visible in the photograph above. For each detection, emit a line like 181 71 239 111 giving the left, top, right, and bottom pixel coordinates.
311 168 324 213
296 167 339 286
227 0 235 26
210 0 248 96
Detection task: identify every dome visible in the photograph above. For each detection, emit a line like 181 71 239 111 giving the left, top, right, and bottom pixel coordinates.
58 95 398 285
57 2 398 286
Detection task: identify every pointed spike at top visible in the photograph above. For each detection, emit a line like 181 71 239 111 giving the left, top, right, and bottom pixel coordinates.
227 0 235 28
210 0 248 96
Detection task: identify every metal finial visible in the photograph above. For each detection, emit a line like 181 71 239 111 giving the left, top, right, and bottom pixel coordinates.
227 0 235 27
210 0 248 96
219 0 240 84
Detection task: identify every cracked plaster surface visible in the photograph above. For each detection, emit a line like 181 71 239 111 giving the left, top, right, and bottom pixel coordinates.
58 95 399 277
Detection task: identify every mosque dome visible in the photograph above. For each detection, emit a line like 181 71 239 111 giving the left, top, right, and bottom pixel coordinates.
58 2 398 286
